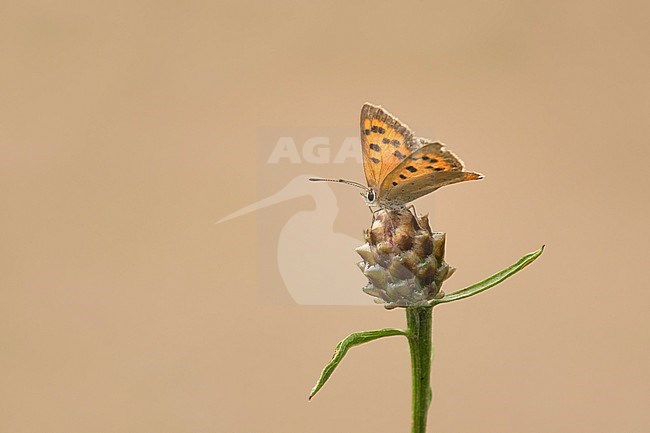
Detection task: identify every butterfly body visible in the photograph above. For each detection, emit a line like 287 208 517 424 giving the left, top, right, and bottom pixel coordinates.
310 103 482 209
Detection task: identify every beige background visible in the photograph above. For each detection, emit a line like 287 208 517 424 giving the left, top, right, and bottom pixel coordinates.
1 1 649 432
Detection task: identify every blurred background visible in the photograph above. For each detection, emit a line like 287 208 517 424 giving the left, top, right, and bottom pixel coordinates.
1 1 649 432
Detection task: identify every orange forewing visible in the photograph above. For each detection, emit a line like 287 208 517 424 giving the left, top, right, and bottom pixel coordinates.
360 104 418 190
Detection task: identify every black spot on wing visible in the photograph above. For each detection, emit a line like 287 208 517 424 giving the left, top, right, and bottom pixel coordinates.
369 143 381 151
370 157 380 164
406 166 418 173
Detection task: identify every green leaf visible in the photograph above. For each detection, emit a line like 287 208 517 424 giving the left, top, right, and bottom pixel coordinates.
309 328 408 400
432 245 545 305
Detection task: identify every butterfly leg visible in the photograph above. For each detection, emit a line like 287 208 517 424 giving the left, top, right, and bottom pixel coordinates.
407 204 422 221
407 204 417 216
368 206 381 226
406 205 424 230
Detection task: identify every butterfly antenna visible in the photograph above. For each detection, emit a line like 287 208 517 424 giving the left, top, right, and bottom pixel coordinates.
308 177 368 190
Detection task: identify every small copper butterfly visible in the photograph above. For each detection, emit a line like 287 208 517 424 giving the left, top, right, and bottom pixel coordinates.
311 103 483 209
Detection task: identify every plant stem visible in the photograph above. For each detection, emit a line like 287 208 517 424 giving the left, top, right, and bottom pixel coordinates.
407 306 433 433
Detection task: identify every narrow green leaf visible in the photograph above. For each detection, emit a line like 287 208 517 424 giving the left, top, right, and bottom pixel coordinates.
432 245 545 305
309 328 408 400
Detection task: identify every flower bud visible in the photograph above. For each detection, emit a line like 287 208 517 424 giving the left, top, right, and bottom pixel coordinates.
356 209 455 309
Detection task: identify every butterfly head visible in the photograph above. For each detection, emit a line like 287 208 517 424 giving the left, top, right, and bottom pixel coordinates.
363 188 377 205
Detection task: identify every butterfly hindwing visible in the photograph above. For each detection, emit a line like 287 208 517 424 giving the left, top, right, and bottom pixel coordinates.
360 103 419 190
380 141 483 206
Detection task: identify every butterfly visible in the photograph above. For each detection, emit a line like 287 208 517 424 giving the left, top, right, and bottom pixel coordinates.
311 103 483 209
